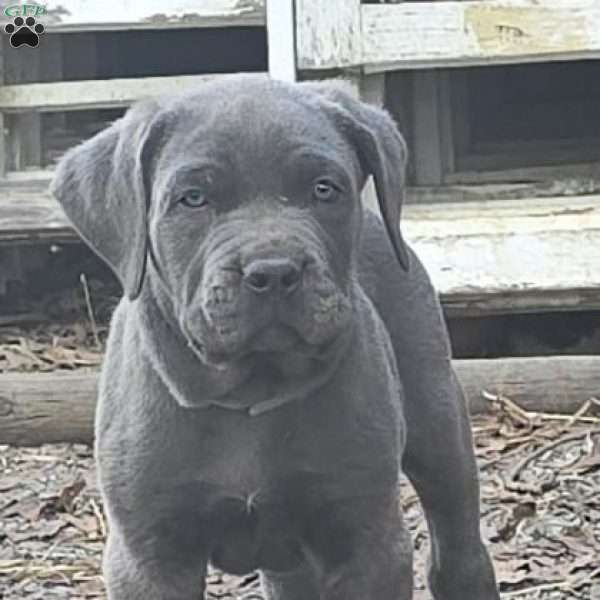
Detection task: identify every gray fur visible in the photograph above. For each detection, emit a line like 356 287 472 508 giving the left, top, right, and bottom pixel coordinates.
52 74 499 599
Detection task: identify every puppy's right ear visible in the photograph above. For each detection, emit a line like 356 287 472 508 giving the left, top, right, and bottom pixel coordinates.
300 80 410 271
51 100 163 300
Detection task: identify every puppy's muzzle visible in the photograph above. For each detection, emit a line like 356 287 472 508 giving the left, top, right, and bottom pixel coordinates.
242 258 303 297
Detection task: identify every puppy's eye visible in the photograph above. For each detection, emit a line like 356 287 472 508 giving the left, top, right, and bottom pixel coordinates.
179 189 209 208
313 180 339 202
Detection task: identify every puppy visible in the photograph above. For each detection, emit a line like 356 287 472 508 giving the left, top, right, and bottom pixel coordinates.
52 74 499 600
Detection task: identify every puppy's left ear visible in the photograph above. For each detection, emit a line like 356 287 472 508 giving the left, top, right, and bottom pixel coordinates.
301 81 410 271
51 99 164 300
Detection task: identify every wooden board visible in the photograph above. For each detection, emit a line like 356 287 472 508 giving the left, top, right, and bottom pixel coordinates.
359 74 386 215
266 0 296 82
407 180 600 205
0 178 72 243
1 181 599 315
402 195 600 315
0 35 6 176
361 1 600 72
295 0 362 69
412 71 445 186
0 74 229 112
2 355 599 445
446 162 600 187
1 0 265 32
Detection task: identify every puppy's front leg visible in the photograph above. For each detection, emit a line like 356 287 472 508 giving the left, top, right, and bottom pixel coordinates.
103 531 206 600
306 495 413 600
401 367 499 600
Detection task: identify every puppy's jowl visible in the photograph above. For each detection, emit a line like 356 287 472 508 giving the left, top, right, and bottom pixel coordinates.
52 75 499 600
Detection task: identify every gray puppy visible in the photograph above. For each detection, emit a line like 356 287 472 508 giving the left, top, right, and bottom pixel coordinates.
52 75 499 600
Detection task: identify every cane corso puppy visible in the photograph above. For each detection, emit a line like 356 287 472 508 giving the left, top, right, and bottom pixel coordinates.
52 74 499 599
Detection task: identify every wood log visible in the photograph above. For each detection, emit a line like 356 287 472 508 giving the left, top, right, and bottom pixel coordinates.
1 356 599 446
455 356 600 414
0 372 97 446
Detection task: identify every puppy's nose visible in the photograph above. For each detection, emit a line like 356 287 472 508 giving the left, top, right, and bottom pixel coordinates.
243 259 302 295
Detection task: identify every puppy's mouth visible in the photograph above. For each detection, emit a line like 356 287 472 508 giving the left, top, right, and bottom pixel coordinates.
185 319 345 372
187 267 353 367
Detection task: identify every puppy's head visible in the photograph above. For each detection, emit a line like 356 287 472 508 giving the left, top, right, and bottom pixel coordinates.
52 75 408 367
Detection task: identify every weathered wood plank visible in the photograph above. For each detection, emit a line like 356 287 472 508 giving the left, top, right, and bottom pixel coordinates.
412 71 445 186
437 71 455 176
266 0 296 81
408 180 600 205
2 356 598 445
359 73 385 107
0 113 5 177
403 195 600 315
14 0 266 31
360 73 386 214
9 113 42 169
1 178 599 314
361 1 600 72
0 38 6 177
4 40 42 170
295 0 362 69
0 178 72 243
447 162 600 186
0 74 232 112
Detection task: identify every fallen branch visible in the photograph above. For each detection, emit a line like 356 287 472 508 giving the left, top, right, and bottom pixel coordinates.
456 356 600 415
482 393 600 428
1 355 600 445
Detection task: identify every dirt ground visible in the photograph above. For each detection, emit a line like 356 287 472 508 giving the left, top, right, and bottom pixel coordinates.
1 316 600 599
1 411 599 600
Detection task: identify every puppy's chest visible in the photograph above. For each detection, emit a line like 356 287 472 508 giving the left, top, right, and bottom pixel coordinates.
173 413 330 507
190 420 270 497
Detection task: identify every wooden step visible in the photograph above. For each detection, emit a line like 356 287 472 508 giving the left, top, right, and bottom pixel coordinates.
0 176 71 243
0 74 224 113
4 0 265 33
1 178 598 316
402 195 600 316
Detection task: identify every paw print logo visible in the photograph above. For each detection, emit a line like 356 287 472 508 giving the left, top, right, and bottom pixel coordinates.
4 16 45 48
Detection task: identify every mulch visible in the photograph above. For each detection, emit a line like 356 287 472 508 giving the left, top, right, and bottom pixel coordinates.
1 408 599 599
1 316 600 599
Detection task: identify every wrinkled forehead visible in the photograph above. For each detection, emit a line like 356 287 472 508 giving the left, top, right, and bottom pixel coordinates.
155 86 361 182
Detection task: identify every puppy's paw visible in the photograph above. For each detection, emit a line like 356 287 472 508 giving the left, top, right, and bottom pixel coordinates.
429 547 500 600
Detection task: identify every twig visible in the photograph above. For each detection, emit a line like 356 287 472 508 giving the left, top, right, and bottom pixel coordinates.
80 273 101 350
89 498 107 539
479 443 535 471
482 391 533 427
482 391 600 425
557 398 596 433
535 413 600 425
506 430 600 490
39 539 61 562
